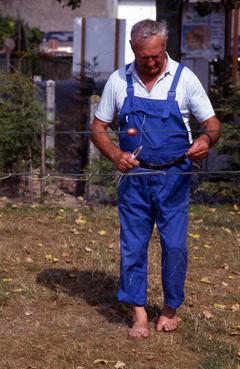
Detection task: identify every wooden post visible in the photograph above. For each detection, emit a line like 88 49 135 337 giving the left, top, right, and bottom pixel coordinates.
81 17 86 77
40 123 46 203
232 0 240 84
46 80 56 155
114 18 120 70
28 147 33 203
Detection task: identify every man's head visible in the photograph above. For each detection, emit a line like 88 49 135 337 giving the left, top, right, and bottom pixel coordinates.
130 19 168 78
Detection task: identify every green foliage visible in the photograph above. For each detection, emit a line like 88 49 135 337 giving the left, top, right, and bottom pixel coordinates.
0 14 16 46
210 59 240 169
0 14 44 53
57 0 82 10
0 71 45 172
25 25 45 53
85 152 117 203
198 181 240 202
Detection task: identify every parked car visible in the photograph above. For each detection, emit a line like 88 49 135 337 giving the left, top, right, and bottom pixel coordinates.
39 31 73 56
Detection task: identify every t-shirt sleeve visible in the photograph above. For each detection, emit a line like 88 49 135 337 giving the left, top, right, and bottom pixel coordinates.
95 75 116 123
185 69 215 123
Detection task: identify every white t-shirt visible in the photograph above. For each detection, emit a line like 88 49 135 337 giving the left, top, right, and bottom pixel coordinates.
95 54 215 134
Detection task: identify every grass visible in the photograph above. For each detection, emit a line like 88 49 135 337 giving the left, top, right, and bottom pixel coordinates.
0 203 239 369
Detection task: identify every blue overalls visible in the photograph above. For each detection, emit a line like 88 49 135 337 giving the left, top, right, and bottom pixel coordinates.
117 63 192 309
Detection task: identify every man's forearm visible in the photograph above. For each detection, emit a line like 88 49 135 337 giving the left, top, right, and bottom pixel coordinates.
201 116 221 147
90 119 122 164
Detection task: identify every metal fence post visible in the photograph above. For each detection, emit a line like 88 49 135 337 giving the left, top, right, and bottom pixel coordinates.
46 80 56 155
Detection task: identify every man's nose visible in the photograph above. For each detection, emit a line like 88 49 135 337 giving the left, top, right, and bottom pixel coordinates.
146 57 155 67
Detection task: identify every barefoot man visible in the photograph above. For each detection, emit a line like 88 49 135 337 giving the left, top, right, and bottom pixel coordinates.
90 19 221 337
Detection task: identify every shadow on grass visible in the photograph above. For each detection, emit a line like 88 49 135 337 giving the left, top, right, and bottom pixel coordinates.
36 268 161 325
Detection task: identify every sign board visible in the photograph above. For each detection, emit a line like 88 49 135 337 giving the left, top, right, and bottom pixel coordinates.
181 4 225 60
73 17 126 81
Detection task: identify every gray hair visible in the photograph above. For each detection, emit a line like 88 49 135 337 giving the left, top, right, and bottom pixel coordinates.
130 19 168 44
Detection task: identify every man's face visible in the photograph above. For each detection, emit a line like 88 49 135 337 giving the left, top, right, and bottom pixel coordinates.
131 35 166 77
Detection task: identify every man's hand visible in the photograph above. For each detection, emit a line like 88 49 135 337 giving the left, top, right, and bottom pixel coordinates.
90 118 139 173
186 135 210 162
186 115 221 163
113 151 139 173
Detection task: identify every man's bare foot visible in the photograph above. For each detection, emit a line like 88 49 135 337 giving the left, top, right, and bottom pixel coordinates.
156 304 178 332
128 306 150 338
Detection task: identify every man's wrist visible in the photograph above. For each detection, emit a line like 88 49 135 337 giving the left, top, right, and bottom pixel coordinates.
201 132 213 147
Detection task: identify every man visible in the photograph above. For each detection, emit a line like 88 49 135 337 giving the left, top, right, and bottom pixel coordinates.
90 19 221 338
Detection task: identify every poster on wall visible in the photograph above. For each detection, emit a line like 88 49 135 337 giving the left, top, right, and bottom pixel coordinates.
181 5 225 59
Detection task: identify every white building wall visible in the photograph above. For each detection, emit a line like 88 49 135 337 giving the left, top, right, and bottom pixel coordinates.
118 0 156 63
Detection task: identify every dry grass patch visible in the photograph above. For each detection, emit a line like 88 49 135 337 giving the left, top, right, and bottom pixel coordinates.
0 203 239 369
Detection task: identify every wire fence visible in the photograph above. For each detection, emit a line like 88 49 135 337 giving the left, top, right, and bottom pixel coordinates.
0 124 239 206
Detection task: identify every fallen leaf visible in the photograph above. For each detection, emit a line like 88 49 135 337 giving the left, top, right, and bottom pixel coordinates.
24 311 33 316
232 325 240 330
222 282 228 287
213 304 226 310
188 233 201 239
220 263 229 270
202 309 214 319
97 230 106 236
75 216 87 225
2 278 12 283
203 244 212 249
228 276 235 279
56 215 65 220
229 331 240 336
231 303 240 312
62 252 70 257
85 247 92 252
25 257 33 263
115 361 126 369
208 208 216 212
237 351 240 358
193 256 204 261
233 204 238 211
71 228 80 235
45 254 59 263
93 359 116 364
200 277 214 284
222 227 232 234
194 218 203 224
12 288 22 293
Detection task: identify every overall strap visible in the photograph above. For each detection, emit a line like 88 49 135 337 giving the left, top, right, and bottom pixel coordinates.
162 63 184 119
125 64 134 108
